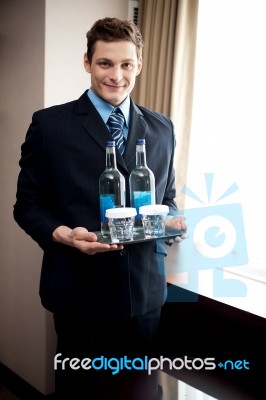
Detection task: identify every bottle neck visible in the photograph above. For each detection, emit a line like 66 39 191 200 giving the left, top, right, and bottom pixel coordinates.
136 144 147 167
106 146 117 168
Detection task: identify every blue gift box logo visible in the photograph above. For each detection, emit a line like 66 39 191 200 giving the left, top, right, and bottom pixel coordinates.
167 173 248 300
181 203 248 270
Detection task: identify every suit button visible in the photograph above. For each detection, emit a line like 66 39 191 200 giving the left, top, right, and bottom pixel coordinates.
120 250 127 257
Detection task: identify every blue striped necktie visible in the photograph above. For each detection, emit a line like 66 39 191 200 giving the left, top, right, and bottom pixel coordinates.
107 108 125 154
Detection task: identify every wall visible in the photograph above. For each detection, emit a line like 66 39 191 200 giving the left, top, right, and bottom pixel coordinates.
45 0 128 106
0 0 128 394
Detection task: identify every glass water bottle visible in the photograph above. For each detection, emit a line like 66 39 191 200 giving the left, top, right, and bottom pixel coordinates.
99 141 125 236
129 138 155 228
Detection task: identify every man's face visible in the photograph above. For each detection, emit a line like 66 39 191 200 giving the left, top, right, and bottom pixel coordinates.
84 40 142 106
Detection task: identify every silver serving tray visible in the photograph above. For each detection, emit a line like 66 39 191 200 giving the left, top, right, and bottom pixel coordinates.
95 228 186 245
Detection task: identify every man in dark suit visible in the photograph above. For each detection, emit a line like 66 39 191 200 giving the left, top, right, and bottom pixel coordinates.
14 17 186 399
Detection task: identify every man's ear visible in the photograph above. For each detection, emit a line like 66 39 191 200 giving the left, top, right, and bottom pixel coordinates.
136 57 143 76
84 53 91 73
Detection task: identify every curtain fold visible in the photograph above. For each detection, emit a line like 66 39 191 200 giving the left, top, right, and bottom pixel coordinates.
133 0 199 210
132 0 179 115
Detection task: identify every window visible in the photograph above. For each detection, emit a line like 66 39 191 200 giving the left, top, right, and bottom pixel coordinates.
168 0 266 318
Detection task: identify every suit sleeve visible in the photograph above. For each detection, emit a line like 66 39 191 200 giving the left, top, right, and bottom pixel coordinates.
162 118 179 216
13 112 64 251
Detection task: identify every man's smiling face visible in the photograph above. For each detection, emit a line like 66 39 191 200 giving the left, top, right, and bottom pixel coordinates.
84 40 142 106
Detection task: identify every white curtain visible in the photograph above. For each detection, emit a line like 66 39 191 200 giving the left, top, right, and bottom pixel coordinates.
170 0 199 210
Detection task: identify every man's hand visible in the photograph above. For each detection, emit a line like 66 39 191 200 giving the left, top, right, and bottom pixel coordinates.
165 216 188 243
52 226 123 255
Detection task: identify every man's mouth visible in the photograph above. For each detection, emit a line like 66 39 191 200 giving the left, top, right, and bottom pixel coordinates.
105 83 125 89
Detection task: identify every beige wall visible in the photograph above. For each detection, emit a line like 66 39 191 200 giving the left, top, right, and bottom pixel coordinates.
45 0 128 106
0 0 128 394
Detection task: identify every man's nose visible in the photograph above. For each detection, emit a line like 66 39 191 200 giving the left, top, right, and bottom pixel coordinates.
110 66 123 81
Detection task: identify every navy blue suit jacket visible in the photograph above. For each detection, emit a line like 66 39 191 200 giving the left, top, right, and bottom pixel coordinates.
14 90 178 319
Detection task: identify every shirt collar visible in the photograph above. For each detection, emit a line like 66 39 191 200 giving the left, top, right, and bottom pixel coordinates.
87 88 130 127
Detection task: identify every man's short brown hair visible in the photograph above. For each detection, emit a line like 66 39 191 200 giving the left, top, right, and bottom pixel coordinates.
86 17 144 62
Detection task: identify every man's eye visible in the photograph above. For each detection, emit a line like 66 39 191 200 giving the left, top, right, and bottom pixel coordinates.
98 62 110 67
123 63 134 69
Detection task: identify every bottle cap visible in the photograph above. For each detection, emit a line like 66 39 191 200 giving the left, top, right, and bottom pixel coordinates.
136 139 145 145
105 207 137 218
139 205 169 215
106 141 116 147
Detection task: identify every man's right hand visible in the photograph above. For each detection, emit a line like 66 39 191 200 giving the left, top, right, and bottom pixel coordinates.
52 226 124 255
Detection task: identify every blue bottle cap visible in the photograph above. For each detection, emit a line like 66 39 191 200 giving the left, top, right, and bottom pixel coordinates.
136 139 145 145
106 141 116 147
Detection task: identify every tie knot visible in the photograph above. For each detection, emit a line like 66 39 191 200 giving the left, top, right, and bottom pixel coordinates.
108 108 124 128
107 108 125 154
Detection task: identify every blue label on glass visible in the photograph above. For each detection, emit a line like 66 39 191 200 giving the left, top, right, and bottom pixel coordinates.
133 191 152 219
100 194 115 222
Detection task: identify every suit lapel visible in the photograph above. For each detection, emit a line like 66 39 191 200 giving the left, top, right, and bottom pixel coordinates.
78 92 111 153
123 100 148 171
77 92 147 172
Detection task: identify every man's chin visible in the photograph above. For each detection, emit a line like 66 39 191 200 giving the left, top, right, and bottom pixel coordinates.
103 94 126 106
